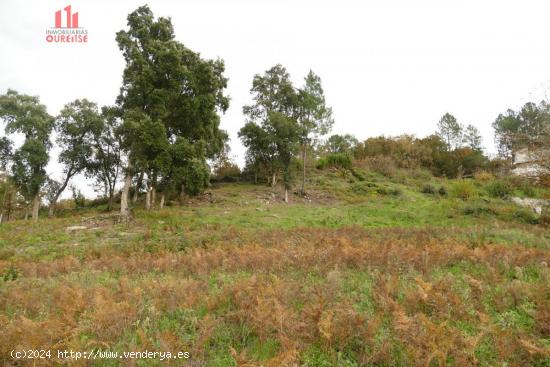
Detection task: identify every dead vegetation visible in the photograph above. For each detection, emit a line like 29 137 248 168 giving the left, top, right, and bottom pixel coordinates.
1 226 549 366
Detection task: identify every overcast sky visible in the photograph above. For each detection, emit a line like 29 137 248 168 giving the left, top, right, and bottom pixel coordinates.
1 0 550 197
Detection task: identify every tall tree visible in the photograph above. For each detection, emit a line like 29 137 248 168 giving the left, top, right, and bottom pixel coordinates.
462 124 483 151
48 99 103 217
116 5 228 220
296 71 334 194
239 121 279 185
240 65 301 201
437 113 462 150
492 109 520 159
268 112 300 202
493 101 549 160
85 106 122 211
241 65 297 188
0 89 53 220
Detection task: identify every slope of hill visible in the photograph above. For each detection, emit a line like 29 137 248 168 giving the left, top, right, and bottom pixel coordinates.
1 169 549 366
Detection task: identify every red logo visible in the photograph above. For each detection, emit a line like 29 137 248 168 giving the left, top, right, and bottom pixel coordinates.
55 5 79 28
46 5 88 43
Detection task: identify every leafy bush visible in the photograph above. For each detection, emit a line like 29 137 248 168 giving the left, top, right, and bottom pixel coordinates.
317 153 353 170
485 180 513 198
421 184 436 194
463 204 495 216
71 186 87 208
350 168 366 181
375 186 402 196
438 186 447 196
2 265 19 282
450 180 476 200
474 170 495 182
511 208 539 224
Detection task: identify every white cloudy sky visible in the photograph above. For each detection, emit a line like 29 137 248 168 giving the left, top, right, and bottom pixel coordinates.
1 0 550 197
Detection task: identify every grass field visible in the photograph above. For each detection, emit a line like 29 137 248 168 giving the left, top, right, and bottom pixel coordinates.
1 169 549 366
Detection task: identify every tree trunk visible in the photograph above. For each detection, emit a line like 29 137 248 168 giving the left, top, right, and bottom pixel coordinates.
301 146 307 195
120 165 133 222
159 193 165 209
6 191 12 221
47 170 72 218
145 186 151 211
271 172 277 187
284 188 289 203
132 171 144 204
24 206 29 220
107 193 114 212
32 194 40 221
0 186 8 224
151 186 156 209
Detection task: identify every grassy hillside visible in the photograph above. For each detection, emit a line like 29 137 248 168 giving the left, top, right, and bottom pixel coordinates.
1 168 549 366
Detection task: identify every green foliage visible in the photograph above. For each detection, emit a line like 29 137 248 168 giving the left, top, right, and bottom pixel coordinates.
421 184 436 194
486 180 513 198
437 112 462 150
0 136 12 169
85 105 122 209
492 101 550 159
116 5 229 207
450 180 476 200
0 89 54 202
240 65 301 191
71 186 86 208
180 158 211 196
2 264 18 282
321 134 358 154
317 153 353 170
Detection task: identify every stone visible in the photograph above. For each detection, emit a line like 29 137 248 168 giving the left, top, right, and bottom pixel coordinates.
65 225 87 234
511 197 549 215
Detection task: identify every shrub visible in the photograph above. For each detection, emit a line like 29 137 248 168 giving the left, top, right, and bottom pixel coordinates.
511 208 539 225
421 184 436 194
71 186 87 208
474 170 495 182
350 168 366 181
450 180 476 201
360 156 397 177
486 180 513 198
317 153 353 170
438 186 447 196
463 204 495 216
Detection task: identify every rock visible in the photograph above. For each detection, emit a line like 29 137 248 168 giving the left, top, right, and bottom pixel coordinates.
511 197 549 215
65 225 87 234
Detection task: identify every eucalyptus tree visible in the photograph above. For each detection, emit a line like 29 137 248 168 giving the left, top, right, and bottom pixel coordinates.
48 99 103 217
84 106 122 211
240 65 301 201
116 5 229 220
0 89 54 220
241 65 297 187
267 112 300 202
296 70 333 194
